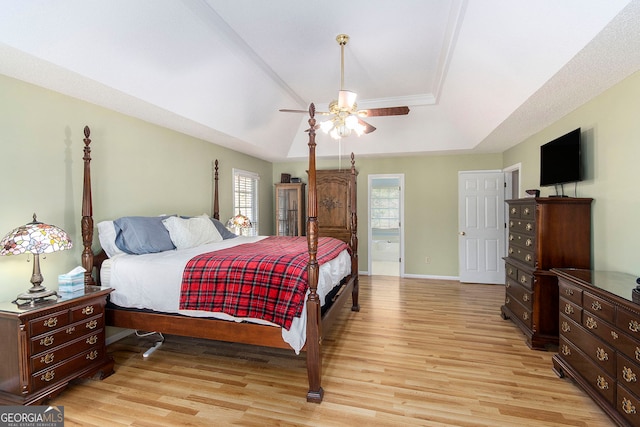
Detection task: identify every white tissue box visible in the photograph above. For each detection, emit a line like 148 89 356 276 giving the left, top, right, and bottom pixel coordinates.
58 266 86 293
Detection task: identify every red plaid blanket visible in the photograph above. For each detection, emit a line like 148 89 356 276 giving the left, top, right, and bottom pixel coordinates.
179 236 349 330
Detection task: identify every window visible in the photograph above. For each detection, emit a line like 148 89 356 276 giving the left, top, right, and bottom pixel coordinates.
232 168 259 235
371 185 400 229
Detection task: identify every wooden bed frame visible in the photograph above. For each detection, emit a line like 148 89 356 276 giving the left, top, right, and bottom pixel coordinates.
79 104 360 403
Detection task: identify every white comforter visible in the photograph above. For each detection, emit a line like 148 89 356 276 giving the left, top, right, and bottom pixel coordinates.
101 236 351 353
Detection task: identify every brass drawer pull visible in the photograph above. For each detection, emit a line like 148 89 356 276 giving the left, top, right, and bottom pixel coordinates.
40 353 55 365
623 398 637 415
525 254 532 262
596 347 609 362
509 234 514 241
611 331 619 340
505 297 510 305
520 276 527 284
596 375 609 390
561 321 571 333
522 294 529 302
565 288 574 296
86 335 98 345
509 220 514 228
525 223 533 231
523 208 530 215
525 238 532 247
82 305 95 316
511 208 517 215
564 304 574 315
507 268 514 275
561 344 571 356
585 317 598 330
623 366 638 383
591 301 602 311
522 312 529 321
86 350 99 360
635 347 640 362
43 317 58 328
40 336 54 347
509 248 514 254
505 282 510 288
41 370 55 382
629 320 640 333
66 326 76 334
86 320 98 330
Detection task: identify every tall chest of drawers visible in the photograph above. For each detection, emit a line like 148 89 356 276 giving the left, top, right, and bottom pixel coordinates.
500 198 592 350
0 286 114 405
553 269 640 427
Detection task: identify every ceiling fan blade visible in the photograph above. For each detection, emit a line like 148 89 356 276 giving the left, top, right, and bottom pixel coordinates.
280 108 332 115
358 118 376 134
358 106 410 117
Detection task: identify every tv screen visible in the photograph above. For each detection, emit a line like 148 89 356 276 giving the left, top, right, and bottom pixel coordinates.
540 128 582 187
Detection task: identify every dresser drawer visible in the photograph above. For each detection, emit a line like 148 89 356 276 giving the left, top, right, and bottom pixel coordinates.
506 279 533 310
618 353 640 400
618 307 640 340
508 231 535 251
583 292 614 323
560 297 582 324
559 337 615 404
509 218 535 235
617 383 640 426
505 263 518 282
31 329 104 372
508 246 535 267
30 315 103 355
561 314 615 376
504 296 532 329
558 278 583 306
29 310 69 336
582 311 623 349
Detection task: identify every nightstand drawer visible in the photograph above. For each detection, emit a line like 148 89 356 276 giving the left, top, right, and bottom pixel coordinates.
29 310 69 336
70 302 104 322
31 329 104 372
31 346 105 391
30 315 103 354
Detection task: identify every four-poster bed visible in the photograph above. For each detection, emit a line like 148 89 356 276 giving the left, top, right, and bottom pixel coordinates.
80 104 360 402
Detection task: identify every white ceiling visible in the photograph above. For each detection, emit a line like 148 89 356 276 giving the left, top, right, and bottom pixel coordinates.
1 0 639 161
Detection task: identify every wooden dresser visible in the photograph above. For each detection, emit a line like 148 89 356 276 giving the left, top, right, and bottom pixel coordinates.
500 197 592 350
316 168 357 244
553 268 640 427
0 286 114 405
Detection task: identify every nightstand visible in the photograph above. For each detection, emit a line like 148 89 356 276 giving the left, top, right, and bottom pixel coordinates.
0 286 114 405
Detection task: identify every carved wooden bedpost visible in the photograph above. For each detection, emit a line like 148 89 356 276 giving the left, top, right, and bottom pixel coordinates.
81 126 95 285
305 103 324 403
213 159 220 220
349 152 360 311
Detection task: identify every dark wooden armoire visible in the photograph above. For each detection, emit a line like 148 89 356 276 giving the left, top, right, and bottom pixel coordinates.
315 168 358 244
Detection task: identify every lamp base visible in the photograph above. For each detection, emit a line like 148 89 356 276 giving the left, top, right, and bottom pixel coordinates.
13 288 59 307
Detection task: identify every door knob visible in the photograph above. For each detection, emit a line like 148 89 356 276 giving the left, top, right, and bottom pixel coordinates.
459 231 466 236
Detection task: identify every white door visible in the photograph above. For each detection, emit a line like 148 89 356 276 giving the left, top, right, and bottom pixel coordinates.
458 171 505 284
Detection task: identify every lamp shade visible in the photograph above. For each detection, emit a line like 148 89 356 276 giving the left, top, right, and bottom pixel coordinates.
227 214 252 229
0 214 72 256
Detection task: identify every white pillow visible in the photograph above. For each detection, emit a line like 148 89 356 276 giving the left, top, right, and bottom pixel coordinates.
97 221 126 258
162 214 223 249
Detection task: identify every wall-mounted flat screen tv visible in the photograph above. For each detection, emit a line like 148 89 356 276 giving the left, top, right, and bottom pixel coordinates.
540 128 582 187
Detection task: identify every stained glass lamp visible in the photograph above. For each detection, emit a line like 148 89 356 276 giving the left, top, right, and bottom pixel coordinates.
227 213 252 236
0 214 73 305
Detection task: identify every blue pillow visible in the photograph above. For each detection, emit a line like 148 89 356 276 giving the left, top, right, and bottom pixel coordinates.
211 217 238 239
113 216 176 254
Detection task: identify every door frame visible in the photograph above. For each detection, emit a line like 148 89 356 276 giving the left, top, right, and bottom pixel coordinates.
367 174 405 277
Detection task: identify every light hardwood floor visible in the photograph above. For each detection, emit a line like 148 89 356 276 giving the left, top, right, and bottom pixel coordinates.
51 276 614 426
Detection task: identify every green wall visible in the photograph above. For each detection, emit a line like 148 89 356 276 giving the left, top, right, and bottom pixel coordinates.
0 74 272 302
273 153 503 277
504 69 640 275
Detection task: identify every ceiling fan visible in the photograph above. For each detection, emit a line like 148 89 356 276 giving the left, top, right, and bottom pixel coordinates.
280 34 410 139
